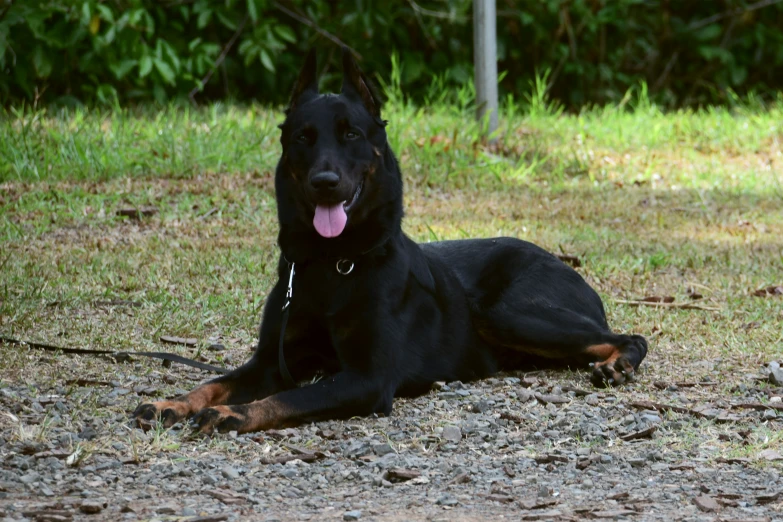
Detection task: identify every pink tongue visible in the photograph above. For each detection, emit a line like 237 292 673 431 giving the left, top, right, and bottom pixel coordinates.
313 203 347 238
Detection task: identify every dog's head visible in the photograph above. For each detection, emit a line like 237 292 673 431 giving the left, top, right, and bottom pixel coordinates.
276 48 402 254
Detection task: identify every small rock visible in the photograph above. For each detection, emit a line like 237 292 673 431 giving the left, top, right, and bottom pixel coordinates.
763 409 777 420
769 368 783 385
344 442 372 458
629 458 646 468
372 443 394 456
78 428 98 441
436 495 459 506
222 466 240 480
535 393 569 405
156 504 178 515
516 389 534 402
442 426 462 443
585 394 600 405
20 471 40 484
759 449 783 461
182 507 198 516
343 510 362 521
208 343 226 351
280 469 297 479
80 500 105 514
469 400 491 413
693 495 720 512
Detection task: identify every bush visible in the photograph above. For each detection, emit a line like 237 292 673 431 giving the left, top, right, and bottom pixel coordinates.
1 1 783 109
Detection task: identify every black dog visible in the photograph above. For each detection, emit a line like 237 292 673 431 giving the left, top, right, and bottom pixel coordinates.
134 49 648 433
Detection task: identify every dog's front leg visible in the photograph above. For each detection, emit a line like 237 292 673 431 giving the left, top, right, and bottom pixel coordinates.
134 282 290 429
189 371 393 434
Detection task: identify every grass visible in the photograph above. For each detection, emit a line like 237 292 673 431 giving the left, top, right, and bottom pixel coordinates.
1 84 782 466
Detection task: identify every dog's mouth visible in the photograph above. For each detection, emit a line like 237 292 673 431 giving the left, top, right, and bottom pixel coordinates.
312 182 363 238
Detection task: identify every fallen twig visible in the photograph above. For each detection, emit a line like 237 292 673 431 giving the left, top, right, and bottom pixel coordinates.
730 402 783 412
654 380 718 389
629 400 706 417
614 299 720 311
620 425 657 441
260 452 323 465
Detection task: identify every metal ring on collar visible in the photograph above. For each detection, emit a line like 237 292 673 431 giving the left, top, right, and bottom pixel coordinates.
336 259 355 275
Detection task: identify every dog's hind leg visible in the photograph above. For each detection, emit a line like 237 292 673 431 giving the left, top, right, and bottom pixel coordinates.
475 304 648 387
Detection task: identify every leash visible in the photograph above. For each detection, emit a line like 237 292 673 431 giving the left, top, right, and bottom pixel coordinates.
0 335 230 374
4 241 383 383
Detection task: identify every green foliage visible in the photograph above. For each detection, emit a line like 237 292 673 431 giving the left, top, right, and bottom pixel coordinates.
1 1 783 108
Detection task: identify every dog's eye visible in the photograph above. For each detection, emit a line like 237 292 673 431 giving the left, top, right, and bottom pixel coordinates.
345 130 359 140
295 133 309 144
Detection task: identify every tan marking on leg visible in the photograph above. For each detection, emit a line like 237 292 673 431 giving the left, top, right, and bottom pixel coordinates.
584 343 620 362
135 381 234 428
177 381 234 410
193 396 301 434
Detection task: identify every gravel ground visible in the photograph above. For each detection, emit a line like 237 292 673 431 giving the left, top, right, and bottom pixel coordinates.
1 352 782 522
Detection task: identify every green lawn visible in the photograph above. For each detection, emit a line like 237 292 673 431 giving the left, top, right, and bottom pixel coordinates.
1 94 782 402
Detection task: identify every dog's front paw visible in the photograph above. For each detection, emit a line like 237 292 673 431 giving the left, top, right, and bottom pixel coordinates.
190 405 249 434
133 400 190 430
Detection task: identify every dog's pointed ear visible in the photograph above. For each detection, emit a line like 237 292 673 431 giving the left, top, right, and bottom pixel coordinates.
287 49 318 113
341 47 382 119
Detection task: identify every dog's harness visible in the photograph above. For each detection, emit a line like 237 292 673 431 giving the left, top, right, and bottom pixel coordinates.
278 235 390 388
278 257 355 389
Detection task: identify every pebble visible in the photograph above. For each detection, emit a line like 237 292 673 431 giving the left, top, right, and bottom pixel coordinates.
222 465 240 480
343 510 362 521
372 443 394 456
762 409 777 420
79 500 105 514
693 495 720 512
20 472 40 484
79 428 98 441
436 495 459 506
442 426 462 443
516 389 534 402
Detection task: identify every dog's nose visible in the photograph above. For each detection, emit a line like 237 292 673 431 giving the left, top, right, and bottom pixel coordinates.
310 171 340 191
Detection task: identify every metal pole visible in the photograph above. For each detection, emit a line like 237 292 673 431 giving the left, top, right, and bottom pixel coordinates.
473 0 498 141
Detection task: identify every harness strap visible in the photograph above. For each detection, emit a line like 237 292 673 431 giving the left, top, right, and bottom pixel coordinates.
278 303 296 389
278 261 297 389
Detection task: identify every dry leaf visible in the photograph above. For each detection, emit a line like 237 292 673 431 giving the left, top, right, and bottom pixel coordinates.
752 285 783 297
